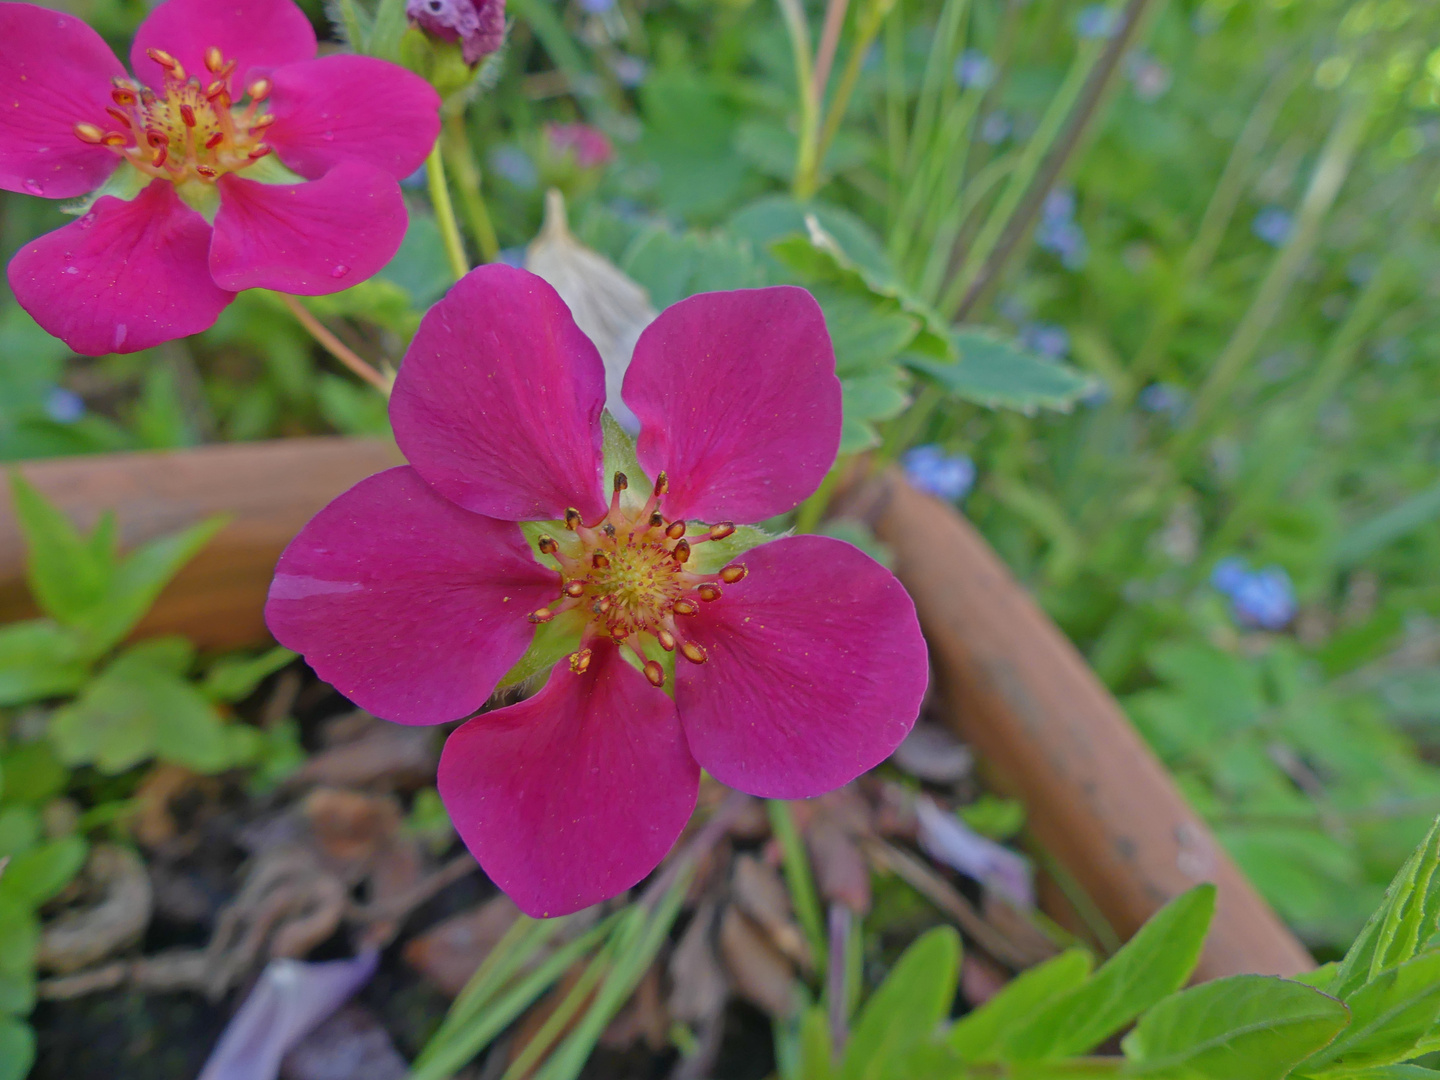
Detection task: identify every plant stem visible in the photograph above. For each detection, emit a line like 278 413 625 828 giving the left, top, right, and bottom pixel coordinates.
813 0 896 179
768 800 827 977
793 467 840 534
443 113 501 263
811 0 852 108
278 294 391 395
826 904 852 1059
778 0 822 199
427 140 470 282
945 0 1162 319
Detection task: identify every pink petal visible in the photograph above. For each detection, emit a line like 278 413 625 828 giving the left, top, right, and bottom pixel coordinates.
623 287 841 523
131 0 316 90
265 466 559 726
264 55 441 181
6 180 233 356
209 161 407 295
439 640 699 917
390 265 609 522
676 535 927 798
0 4 124 199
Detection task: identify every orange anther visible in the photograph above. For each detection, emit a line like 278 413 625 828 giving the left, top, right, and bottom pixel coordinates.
665 521 686 540
613 472 629 493
673 599 698 617
247 78 272 102
205 131 225 149
529 607 556 624
644 660 665 688
697 583 723 602
195 164 218 177
656 628 676 651
708 522 736 542
204 46 225 72
563 580 586 598
672 539 691 564
719 565 748 584
72 122 104 144
179 104 196 127
101 132 128 147
680 641 708 665
247 145 272 160
111 87 137 106
569 648 592 674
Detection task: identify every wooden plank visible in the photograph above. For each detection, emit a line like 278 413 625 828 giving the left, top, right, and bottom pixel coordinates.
0 438 400 650
851 470 1315 980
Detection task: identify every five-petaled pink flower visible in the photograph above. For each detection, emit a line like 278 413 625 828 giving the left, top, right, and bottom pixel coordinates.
0 0 441 355
265 265 929 918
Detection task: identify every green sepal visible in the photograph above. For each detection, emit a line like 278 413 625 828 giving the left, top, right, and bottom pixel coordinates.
496 608 586 692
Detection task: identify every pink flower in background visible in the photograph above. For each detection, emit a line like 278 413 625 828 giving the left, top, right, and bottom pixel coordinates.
545 122 613 170
266 265 928 917
0 0 441 355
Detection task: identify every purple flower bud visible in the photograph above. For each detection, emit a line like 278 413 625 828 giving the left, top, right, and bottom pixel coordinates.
406 0 506 64
903 445 976 501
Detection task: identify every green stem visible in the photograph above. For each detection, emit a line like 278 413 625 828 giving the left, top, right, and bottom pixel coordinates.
813 0 897 179
778 0 822 199
443 113 501 263
768 800 827 977
427 140 470 282
793 467 840 534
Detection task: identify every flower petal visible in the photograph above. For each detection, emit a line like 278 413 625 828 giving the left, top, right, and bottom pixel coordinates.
209 161 407 295
265 466 559 726
0 4 124 198
264 55 441 181
390 264 609 522
439 640 698 917
7 180 233 355
623 287 841 523
131 0 316 90
677 535 927 798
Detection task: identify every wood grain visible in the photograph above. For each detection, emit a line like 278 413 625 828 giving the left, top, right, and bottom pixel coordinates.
0 438 400 650
849 469 1314 979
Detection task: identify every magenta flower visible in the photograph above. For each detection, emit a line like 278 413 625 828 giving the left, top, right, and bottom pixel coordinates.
265 265 928 917
545 122 613 170
0 0 441 355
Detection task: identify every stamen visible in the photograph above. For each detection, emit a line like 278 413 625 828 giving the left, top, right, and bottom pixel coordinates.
697 583 723 602
563 580 586 598
613 472 628 492
673 599 698 617
720 565 748 584
204 46 225 73
529 606 556 624
665 521 686 540
680 641 708 665
152 146 170 168
205 132 225 149
247 78 272 102
73 122 104 144
648 512 665 530
111 87 137 107
179 104 197 128
565 508 583 531
101 133 128 147
105 107 132 127
537 535 559 555
569 648 592 674
656 628 677 651
247 145 272 161
654 472 669 496
195 164 217 177
644 660 665 688
251 114 277 130
592 552 610 570
672 539 691 564
708 522 736 542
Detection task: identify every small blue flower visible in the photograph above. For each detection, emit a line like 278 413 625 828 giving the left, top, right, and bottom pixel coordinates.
1125 52 1171 101
579 0 614 12
1035 189 1087 268
1076 5 1117 38
1210 556 1249 596
609 53 648 87
43 386 85 424
1252 207 1292 247
1041 188 1076 225
1230 567 1297 630
954 50 995 90
980 111 1012 144
1138 382 1187 417
400 163 428 191
489 146 538 189
903 446 976 501
1020 322 1070 359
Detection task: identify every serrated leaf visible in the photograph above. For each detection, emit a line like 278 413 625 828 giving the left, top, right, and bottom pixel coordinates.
1002 886 1216 1061
0 837 87 908
1122 975 1349 1079
813 287 921 375
839 926 961 1080
843 372 910 424
1303 950 1440 1071
0 620 88 706
7 472 113 623
0 1017 34 1080
904 330 1095 414
72 514 227 658
948 948 1094 1060
203 646 298 703
1334 818 1440 998
727 195 894 287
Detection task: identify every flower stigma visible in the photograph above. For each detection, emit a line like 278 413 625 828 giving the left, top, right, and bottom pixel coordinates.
528 471 748 688
72 46 277 187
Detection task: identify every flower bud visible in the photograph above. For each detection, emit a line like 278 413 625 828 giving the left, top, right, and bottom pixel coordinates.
406 0 506 64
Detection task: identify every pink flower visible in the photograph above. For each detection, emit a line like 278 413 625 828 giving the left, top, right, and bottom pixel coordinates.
405 0 506 65
265 265 928 917
545 122 613 170
0 0 441 355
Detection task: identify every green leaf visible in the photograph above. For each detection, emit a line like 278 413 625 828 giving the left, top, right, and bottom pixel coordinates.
839 926 961 1080
1303 950 1440 1071
798 1005 837 1080
1002 886 1216 1061
0 837 87 908
1122 975 1349 1079
0 1017 34 1080
72 514 227 658
49 644 234 774
0 809 38 861
7 472 113 623
0 743 65 808
0 969 35 1016
0 896 38 979
1334 818 1440 998
947 949 1094 1060
0 620 88 706
904 330 1095 415
203 646 298 703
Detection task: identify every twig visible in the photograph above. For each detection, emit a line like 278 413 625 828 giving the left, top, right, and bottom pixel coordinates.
642 790 752 909
349 853 479 924
278 294 391 395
